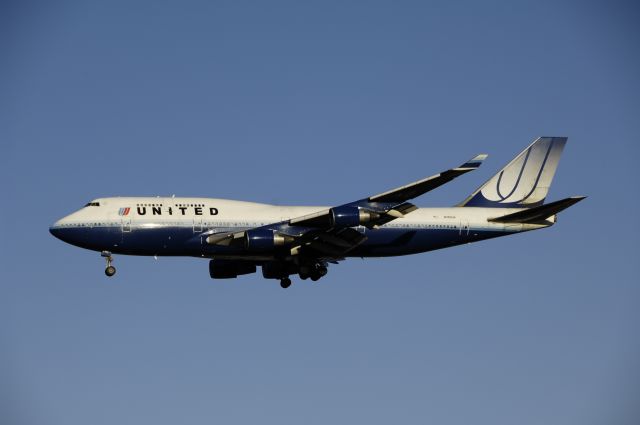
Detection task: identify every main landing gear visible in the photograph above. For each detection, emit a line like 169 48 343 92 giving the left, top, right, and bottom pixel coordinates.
280 277 292 289
102 251 116 277
298 263 328 282
279 263 328 289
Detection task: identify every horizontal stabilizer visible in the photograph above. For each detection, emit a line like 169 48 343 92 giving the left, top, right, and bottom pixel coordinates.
488 196 586 224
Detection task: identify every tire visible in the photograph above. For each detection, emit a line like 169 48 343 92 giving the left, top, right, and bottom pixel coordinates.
280 278 291 289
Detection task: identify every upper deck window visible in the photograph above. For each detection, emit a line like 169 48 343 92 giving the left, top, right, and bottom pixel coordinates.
84 202 100 207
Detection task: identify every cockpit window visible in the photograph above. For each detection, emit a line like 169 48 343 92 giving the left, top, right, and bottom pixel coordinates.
84 202 100 207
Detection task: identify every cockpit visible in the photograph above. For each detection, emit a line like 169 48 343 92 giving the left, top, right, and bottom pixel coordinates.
84 202 100 207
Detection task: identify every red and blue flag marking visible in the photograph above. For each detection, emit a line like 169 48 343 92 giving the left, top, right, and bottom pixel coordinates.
118 207 131 216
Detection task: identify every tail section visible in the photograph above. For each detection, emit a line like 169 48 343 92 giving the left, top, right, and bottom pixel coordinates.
459 137 567 208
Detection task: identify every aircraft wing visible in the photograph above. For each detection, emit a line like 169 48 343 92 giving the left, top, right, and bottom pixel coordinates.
367 154 488 203
206 153 487 257
289 153 487 229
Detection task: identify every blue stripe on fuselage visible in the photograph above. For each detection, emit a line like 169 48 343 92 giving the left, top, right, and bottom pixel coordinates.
49 224 509 258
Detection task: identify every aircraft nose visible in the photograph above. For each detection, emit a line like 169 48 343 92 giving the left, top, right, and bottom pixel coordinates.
49 221 65 241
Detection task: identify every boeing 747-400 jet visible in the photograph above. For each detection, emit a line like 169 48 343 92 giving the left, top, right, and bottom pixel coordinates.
50 137 584 288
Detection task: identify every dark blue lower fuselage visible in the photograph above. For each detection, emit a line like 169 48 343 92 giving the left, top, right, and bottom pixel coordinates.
49 224 506 259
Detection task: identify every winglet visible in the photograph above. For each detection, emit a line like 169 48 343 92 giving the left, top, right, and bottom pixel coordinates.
458 154 488 170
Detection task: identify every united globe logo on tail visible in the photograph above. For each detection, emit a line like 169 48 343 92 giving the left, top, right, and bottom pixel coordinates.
460 137 567 208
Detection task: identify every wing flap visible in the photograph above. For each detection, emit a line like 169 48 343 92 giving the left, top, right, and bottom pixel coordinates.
289 209 332 227
205 231 245 246
370 202 418 227
304 228 367 256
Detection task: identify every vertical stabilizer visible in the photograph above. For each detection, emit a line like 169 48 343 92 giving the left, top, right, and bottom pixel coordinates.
459 137 567 208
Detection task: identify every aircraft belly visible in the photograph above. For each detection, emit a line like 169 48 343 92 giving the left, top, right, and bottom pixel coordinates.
118 226 198 255
58 223 508 259
117 225 252 257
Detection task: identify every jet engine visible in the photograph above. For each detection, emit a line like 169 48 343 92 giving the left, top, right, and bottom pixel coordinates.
330 206 380 227
244 229 295 251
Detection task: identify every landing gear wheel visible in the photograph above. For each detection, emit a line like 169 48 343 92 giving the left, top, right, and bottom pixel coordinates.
102 251 116 277
280 277 292 289
309 264 328 282
299 270 310 280
317 265 328 277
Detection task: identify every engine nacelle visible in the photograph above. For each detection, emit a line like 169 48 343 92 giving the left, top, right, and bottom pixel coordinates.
330 206 379 227
209 259 256 279
244 229 294 251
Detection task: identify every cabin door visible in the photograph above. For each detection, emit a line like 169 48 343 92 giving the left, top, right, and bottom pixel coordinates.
120 207 132 233
459 219 470 236
193 216 203 233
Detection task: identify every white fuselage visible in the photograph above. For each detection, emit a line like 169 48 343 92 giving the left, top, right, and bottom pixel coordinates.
50 197 550 259
48 137 577 284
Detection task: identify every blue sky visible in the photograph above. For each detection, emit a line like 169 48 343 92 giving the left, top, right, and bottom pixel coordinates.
1 1 639 424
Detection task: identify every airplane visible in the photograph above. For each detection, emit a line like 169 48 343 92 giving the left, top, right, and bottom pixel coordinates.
50 137 585 288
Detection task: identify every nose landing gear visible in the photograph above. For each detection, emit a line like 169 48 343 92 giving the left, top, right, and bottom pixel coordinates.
102 251 116 277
